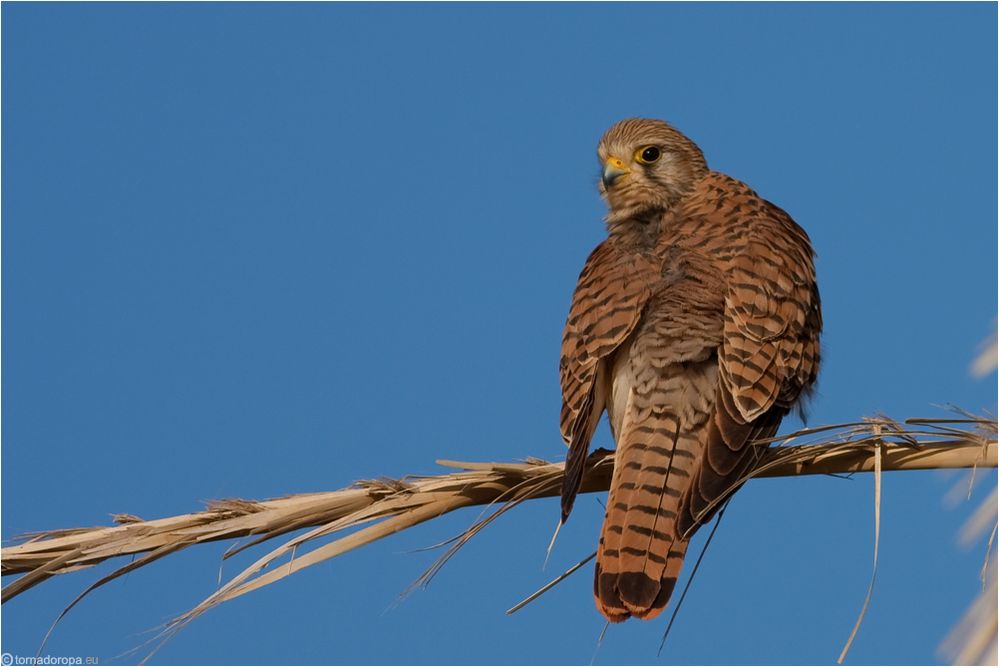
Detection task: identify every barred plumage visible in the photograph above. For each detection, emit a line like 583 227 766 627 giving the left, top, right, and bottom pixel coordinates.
559 119 822 622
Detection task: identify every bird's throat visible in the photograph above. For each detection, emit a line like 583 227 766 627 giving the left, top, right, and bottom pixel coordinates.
605 207 665 249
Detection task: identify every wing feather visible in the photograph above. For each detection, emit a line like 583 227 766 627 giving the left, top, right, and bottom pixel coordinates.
675 176 822 535
559 241 658 521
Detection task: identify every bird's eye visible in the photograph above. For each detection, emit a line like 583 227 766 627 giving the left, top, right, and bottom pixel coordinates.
635 146 661 164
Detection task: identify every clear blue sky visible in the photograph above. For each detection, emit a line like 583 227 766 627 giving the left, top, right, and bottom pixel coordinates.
3 3 997 665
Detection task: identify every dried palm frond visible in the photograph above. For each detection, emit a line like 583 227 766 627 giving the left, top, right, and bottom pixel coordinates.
971 322 998 378
939 471 999 666
940 334 998 665
1 416 996 660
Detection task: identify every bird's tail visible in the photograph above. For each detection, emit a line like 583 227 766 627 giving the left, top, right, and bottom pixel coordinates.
593 388 705 622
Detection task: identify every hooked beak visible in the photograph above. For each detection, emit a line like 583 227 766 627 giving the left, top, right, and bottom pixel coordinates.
602 156 630 188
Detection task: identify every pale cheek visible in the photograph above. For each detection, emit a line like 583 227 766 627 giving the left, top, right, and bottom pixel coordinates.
658 160 683 184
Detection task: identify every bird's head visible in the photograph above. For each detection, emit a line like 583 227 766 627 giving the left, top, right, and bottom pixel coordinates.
597 118 709 220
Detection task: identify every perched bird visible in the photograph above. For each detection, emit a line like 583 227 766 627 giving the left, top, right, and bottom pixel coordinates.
559 118 822 622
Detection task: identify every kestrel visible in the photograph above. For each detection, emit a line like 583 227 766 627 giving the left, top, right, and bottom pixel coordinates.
559 118 822 622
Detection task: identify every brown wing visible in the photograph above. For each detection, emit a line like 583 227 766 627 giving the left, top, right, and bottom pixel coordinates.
559 240 658 521
675 178 822 535
720 208 821 422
